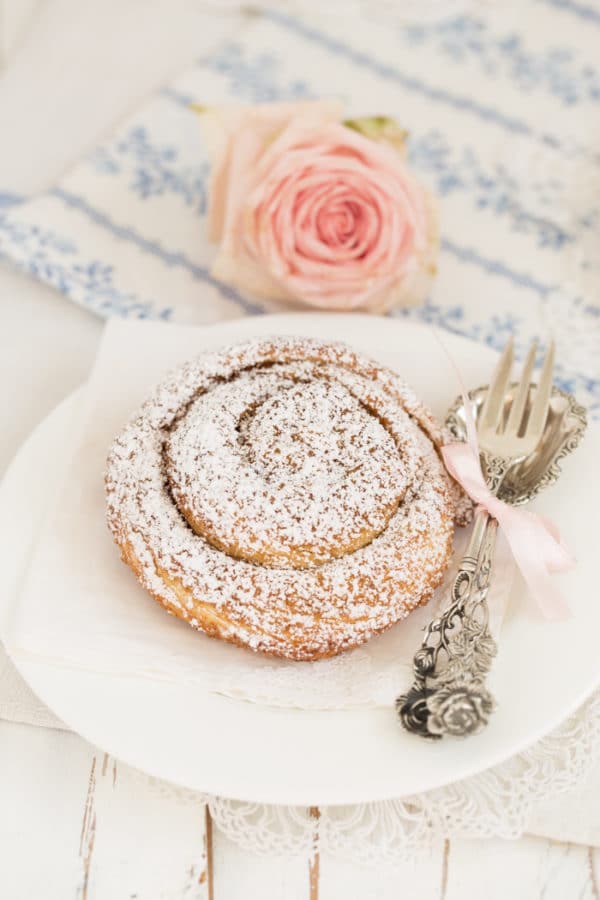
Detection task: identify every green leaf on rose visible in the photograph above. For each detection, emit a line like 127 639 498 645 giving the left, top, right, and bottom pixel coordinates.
343 116 408 155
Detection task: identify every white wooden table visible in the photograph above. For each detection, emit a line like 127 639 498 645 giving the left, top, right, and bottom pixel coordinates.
0 714 598 899
0 2 598 896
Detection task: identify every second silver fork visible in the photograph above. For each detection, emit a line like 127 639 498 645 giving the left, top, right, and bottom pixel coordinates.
396 338 555 740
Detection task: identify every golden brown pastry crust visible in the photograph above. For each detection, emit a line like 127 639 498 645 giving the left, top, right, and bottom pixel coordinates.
106 336 462 661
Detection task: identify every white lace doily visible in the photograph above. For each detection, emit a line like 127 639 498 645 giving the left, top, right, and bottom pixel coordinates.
130 688 600 862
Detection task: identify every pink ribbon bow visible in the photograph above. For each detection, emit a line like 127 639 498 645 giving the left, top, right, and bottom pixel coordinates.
441 397 575 621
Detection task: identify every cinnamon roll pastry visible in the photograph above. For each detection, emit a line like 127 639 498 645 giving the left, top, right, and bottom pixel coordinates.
105 337 467 661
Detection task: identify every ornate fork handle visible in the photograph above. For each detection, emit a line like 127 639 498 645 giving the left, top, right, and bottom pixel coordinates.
397 453 511 739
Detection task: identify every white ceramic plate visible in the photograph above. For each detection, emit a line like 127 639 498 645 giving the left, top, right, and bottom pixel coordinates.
1 313 599 805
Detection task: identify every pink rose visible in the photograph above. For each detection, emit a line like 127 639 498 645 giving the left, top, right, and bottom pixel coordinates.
200 101 438 313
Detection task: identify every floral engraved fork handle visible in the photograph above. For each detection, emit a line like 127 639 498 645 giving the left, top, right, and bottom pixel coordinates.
399 385 587 739
397 508 500 738
397 450 514 739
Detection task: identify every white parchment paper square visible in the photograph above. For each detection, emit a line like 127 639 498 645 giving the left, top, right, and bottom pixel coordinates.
6 318 514 709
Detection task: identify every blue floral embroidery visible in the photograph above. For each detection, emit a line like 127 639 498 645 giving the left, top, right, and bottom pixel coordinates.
160 87 196 108
198 44 597 253
0 191 23 208
0 216 172 320
261 9 583 153
49 188 264 316
409 132 575 251
440 238 553 295
539 0 600 27
402 16 600 107
89 126 209 213
394 298 523 352
204 43 313 102
394 301 600 416
1 24 597 417
0 218 77 256
554 368 600 416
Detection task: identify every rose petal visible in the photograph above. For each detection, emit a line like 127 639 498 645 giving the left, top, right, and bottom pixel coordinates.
203 106 438 312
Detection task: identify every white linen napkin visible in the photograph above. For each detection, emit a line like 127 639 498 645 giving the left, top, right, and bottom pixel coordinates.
3 318 514 711
0 650 63 729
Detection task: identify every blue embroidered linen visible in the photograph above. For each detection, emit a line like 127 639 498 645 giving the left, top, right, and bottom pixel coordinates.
0 4 598 413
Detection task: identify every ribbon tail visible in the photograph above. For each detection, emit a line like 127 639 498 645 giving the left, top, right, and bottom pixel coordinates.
536 512 577 571
493 504 573 621
441 443 494 507
442 433 575 621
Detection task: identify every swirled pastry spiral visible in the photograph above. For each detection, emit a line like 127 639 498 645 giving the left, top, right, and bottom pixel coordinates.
105 337 467 661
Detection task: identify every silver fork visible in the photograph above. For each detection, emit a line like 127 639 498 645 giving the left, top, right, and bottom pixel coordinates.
478 337 555 495
397 338 556 740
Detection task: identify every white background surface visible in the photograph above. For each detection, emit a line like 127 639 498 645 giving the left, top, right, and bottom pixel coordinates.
0 1 599 897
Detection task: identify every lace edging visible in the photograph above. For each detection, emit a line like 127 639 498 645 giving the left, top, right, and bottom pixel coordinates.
129 689 600 862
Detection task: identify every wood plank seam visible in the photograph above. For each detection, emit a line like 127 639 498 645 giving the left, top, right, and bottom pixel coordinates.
309 806 320 900
78 756 98 900
440 839 450 900
589 846 600 900
205 804 215 900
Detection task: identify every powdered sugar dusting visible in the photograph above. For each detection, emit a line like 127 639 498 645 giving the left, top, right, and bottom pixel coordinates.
105 336 460 660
